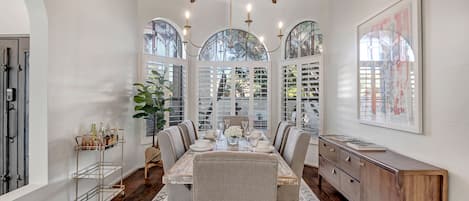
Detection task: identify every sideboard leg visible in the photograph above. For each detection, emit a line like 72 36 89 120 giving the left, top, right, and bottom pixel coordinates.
318 174 322 190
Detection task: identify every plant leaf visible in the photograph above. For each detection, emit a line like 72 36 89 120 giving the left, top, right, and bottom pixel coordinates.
133 113 148 119
133 96 145 103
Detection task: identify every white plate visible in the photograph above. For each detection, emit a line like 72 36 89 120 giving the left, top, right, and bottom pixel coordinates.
203 135 217 140
255 146 274 153
190 144 214 152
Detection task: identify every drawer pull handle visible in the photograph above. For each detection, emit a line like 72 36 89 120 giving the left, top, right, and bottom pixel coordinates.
329 148 335 152
359 162 365 167
350 179 354 183
331 168 337 175
345 156 351 162
323 143 327 147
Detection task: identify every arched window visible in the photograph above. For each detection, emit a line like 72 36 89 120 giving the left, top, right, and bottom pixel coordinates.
285 21 322 59
142 19 186 137
197 29 269 131
199 29 268 62
144 19 184 58
281 21 323 134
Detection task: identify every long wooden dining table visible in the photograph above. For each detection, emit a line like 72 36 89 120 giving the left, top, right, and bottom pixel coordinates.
162 134 299 186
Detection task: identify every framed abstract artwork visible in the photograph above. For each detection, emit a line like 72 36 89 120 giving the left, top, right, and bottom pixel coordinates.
357 0 423 133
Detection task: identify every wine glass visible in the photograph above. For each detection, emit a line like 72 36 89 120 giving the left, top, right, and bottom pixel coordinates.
241 121 248 133
241 120 249 141
224 119 231 130
217 122 224 139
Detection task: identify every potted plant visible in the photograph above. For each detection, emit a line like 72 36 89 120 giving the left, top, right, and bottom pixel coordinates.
133 70 172 165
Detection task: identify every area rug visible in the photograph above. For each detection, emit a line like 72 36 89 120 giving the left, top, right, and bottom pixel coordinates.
152 179 320 201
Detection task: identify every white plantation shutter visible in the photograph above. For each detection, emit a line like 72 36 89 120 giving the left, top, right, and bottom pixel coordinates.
198 66 215 130
197 65 269 131
281 64 298 122
253 67 268 129
281 57 322 134
300 62 320 132
145 61 187 136
235 67 250 117
214 67 233 129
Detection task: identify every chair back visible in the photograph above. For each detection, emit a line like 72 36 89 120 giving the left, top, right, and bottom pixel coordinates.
282 127 311 179
158 126 186 172
178 120 198 150
273 121 294 151
193 152 278 201
223 116 249 129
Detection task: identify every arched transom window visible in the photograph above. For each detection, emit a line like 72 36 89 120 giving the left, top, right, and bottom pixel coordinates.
143 19 186 137
197 29 269 131
144 19 184 58
199 29 268 62
285 21 323 59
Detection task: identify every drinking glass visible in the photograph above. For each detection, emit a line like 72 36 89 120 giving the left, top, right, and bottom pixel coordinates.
224 119 231 130
241 121 249 134
217 122 224 139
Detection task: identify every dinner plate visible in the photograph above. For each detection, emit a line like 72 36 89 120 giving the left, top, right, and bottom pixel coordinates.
255 146 275 153
203 135 217 140
190 144 214 152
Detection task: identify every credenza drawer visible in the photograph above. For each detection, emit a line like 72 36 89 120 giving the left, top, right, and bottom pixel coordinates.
339 149 361 180
319 139 338 162
319 157 340 188
339 171 361 201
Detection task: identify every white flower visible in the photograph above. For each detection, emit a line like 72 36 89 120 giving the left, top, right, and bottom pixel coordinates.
224 126 243 138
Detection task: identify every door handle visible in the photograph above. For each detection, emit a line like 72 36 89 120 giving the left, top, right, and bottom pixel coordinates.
2 47 10 70
345 156 351 162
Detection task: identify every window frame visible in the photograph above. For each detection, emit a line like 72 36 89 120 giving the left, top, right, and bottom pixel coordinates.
280 55 324 135
196 61 271 131
139 19 188 144
280 20 325 135
196 29 271 132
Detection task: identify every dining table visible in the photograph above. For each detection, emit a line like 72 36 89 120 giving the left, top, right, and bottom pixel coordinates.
162 131 299 186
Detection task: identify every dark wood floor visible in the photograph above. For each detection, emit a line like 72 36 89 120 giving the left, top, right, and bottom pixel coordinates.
113 165 347 201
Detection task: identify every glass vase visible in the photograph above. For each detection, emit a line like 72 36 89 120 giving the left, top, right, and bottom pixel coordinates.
227 136 239 146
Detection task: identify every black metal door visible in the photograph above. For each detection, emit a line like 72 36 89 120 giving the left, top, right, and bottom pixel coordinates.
0 38 29 195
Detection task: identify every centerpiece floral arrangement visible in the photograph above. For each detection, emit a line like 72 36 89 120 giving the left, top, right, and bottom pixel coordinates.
224 126 243 138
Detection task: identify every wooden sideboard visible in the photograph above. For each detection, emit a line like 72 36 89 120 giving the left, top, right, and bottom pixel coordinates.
318 135 448 201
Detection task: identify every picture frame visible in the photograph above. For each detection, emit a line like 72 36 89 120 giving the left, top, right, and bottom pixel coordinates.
357 0 423 133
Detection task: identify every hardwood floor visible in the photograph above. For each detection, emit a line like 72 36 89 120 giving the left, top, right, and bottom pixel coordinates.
112 165 347 201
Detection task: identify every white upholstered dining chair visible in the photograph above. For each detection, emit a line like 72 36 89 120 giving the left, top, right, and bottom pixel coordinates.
277 127 311 201
159 126 192 201
272 121 295 152
178 120 198 150
193 152 278 201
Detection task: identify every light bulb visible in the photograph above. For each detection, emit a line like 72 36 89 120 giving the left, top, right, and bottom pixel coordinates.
246 4 252 12
185 10 191 19
183 29 187 36
278 21 284 29
259 36 265 43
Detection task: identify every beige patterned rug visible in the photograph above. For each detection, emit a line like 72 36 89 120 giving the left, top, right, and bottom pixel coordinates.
152 179 319 201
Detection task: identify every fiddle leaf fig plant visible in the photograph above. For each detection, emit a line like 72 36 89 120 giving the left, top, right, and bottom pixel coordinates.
133 70 172 146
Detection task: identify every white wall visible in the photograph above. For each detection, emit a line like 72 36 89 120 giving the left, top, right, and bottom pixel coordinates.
325 0 469 200
0 0 30 34
12 0 144 200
